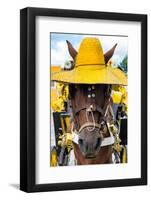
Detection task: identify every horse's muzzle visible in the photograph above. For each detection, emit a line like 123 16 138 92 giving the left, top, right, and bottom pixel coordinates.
78 127 102 158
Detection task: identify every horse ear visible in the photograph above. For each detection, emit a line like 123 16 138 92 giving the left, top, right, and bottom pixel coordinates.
104 43 117 64
66 40 77 60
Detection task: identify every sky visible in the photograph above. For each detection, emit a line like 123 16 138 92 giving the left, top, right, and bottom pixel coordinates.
50 33 128 68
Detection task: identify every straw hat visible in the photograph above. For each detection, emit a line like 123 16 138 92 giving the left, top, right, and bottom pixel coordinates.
52 37 127 85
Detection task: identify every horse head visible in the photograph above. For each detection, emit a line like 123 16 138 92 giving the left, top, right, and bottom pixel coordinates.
66 39 117 161
69 84 114 159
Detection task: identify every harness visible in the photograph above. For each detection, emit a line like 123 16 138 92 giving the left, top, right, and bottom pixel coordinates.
71 96 116 147
72 127 115 147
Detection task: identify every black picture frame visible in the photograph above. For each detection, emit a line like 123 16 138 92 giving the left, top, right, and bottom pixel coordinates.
20 7 147 192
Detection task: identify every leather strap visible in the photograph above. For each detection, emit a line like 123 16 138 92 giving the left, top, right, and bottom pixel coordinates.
78 122 101 132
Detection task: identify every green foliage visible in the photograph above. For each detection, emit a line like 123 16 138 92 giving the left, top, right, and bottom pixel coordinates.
118 55 128 73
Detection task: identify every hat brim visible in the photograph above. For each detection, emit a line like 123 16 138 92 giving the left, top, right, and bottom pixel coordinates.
51 65 127 85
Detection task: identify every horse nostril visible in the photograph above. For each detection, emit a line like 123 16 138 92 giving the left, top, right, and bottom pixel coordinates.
78 138 83 146
78 138 85 152
95 138 101 150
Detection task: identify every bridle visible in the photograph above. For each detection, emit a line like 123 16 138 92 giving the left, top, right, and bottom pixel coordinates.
70 85 116 147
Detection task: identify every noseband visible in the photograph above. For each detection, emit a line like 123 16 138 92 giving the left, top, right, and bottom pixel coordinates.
71 103 115 147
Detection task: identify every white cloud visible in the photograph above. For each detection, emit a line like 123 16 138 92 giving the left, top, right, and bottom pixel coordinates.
98 36 128 64
51 41 71 67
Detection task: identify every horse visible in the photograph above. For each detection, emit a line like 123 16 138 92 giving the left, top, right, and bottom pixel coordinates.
66 40 117 165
